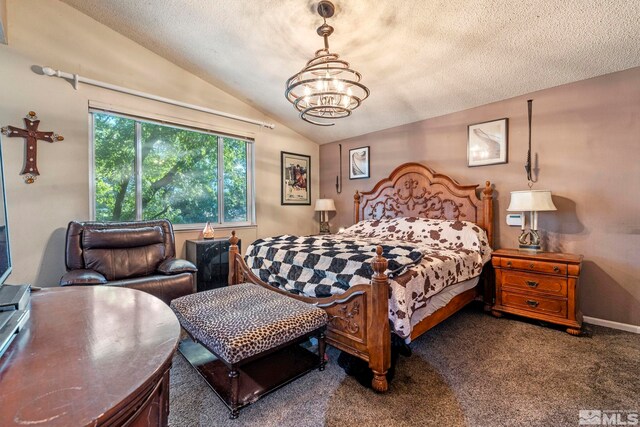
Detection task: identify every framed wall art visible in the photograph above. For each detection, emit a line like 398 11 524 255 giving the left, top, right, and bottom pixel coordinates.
281 151 311 205
467 118 508 167
349 146 370 179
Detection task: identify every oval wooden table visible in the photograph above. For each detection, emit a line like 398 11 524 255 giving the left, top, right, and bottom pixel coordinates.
0 286 181 427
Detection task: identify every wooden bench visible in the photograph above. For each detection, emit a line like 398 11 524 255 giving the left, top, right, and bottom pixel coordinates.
171 283 327 419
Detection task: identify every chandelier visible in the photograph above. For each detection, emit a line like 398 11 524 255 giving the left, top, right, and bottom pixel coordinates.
285 1 370 126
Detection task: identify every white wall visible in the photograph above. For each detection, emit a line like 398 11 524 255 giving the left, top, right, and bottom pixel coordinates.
0 0 319 286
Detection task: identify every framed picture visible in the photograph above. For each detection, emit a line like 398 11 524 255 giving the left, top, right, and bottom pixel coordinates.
281 151 311 205
467 118 508 167
349 146 370 179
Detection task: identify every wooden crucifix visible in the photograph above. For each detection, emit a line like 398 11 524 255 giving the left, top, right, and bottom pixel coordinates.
1 111 64 184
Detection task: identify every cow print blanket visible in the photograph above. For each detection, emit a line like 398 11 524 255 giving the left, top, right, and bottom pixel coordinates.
245 218 491 341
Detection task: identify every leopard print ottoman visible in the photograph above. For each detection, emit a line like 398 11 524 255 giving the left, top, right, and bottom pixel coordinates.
170 283 327 364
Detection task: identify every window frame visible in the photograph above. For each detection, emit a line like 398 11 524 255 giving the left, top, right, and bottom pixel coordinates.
89 109 256 230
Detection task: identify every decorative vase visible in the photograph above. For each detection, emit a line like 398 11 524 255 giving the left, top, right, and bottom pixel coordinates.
202 222 215 240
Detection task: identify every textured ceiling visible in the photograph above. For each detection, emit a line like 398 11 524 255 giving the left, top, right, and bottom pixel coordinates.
61 0 640 144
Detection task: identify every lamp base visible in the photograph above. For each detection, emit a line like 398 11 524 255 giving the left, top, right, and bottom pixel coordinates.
517 228 542 251
319 221 330 235
518 243 542 252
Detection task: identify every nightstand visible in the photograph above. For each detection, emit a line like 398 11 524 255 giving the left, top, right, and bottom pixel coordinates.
491 249 583 335
186 238 241 292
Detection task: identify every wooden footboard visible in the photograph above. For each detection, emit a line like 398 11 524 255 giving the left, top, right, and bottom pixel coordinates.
228 231 392 392
224 163 495 393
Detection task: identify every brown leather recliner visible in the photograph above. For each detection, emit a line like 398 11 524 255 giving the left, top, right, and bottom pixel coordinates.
60 219 197 305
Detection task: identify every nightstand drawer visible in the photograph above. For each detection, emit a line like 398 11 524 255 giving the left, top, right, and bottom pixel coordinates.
501 291 567 318
502 271 567 297
501 258 567 276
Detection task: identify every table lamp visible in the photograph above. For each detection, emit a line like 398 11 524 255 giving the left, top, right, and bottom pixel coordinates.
315 199 336 234
507 190 557 251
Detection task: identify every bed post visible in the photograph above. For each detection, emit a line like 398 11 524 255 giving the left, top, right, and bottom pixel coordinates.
369 246 391 393
228 231 240 285
482 181 494 248
482 181 494 311
354 190 361 224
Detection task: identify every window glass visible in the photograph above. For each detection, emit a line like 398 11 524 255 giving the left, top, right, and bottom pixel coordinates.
223 138 248 223
93 113 136 221
140 122 219 223
92 112 252 226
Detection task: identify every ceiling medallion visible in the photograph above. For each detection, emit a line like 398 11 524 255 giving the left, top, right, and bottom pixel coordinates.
285 1 369 126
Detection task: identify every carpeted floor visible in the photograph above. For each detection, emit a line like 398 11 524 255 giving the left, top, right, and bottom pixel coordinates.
169 305 640 427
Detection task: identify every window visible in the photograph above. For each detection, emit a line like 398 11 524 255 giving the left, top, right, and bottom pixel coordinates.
91 111 253 227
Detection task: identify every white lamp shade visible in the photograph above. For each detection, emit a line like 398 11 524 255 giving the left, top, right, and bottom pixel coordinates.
314 198 336 212
507 190 557 212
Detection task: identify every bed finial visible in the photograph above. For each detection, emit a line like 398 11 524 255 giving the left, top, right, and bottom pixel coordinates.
354 190 361 223
228 231 240 285
372 246 388 277
483 181 492 197
229 230 239 246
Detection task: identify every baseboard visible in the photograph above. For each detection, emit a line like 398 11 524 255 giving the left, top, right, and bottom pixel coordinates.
583 316 640 334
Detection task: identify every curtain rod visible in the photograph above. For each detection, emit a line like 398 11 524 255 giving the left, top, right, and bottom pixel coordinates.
40 66 276 130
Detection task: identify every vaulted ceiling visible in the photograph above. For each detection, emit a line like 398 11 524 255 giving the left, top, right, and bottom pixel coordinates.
62 0 640 144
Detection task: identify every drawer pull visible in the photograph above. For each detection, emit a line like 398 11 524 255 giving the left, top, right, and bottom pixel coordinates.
526 280 539 288
529 263 535 269
506 261 512 267
553 266 560 273
526 300 539 308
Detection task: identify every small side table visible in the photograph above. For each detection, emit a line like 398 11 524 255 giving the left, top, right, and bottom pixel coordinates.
186 238 241 292
491 249 583 335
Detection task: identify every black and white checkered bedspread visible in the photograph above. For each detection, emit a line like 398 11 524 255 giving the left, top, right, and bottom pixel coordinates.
245 235 423 298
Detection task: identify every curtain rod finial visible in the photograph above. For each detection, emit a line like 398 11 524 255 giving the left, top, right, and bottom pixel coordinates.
42 66 56 76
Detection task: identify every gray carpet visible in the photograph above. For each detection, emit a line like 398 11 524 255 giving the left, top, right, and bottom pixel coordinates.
169 306 640 427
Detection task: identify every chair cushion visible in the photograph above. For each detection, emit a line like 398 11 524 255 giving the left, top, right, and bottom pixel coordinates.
171 284 327 364
65 220 177 271
82 227 165 280
59 269 107 286
157 258 197 275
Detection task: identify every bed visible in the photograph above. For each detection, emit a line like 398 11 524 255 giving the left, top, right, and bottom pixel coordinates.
228 162 494 392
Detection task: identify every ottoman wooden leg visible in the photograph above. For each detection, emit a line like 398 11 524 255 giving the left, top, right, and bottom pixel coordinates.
229 368 239 419
318 330 326 371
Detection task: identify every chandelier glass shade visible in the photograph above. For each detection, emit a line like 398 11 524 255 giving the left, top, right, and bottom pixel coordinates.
285 1 369 126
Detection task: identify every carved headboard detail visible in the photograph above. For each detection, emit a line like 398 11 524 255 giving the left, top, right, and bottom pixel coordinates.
354 163 494 247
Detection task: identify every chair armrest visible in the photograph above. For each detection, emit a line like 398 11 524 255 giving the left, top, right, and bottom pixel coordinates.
60 269 107 286
157 258 197 275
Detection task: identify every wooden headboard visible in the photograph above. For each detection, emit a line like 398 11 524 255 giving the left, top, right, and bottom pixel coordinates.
353 162 494 247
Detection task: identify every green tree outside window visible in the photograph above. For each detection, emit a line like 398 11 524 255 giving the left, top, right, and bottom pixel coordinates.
93 112 252 225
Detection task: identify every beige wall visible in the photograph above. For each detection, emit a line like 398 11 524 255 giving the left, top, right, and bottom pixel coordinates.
0 0 319 286
320 67 640 326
